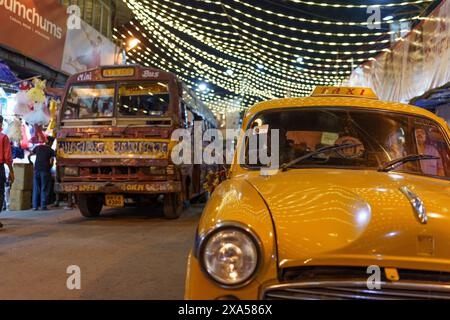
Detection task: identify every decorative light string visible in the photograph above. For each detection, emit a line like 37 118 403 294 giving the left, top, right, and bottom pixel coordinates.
121 0 348 112
121 0 430 114
138 12 352 78
283 0 432 8
144 0 392 56
164 0 421 26
142 0 372 65
141 0 379 67
123 31 312 112
123 22 319 97
132 1 352 77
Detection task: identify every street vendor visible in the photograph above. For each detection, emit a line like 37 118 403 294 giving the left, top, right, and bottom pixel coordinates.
28 136 55 211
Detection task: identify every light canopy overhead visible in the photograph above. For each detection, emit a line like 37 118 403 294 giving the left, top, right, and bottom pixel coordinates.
116 0 438 115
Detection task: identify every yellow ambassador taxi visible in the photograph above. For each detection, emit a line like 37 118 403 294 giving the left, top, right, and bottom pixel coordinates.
185 86 450 300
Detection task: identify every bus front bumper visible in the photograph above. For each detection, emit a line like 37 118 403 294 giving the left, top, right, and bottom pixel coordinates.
55 181 182 194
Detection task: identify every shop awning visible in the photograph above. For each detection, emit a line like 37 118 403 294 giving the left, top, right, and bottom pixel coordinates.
0 60 19 84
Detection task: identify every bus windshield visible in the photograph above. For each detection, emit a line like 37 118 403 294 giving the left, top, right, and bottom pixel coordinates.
117 81 170 117
63 83 115 119
62 81 170 120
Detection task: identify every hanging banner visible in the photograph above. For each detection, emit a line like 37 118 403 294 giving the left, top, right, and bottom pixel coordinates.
345 0 450 103
61 20 118 74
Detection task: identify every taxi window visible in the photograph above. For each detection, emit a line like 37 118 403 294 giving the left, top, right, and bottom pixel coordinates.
244 107 450 179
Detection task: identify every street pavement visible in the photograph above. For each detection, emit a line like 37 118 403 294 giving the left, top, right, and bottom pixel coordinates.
0 202 203 299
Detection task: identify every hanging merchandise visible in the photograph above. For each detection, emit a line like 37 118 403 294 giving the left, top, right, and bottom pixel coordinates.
23 79 51 144
20 123 30 149
45 98 58 137
5 116 23 143
14 81 33 116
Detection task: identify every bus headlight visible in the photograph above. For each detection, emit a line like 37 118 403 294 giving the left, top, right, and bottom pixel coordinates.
64 167 79 176
149 166 165 175
200 227 260 287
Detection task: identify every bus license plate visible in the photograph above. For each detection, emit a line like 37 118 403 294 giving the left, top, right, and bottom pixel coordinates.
105 195 124 207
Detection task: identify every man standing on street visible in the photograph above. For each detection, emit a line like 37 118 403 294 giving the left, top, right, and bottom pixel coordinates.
0 116 15 229
29 136 55 211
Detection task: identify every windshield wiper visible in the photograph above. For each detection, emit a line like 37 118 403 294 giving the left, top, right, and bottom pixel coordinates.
281 143 362 171
378 154 440 172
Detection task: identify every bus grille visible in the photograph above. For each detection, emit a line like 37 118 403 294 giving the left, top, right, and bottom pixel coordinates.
63 166 169 181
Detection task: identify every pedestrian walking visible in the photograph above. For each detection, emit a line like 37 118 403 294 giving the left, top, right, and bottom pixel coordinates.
28 136 55 211
0 116 15 229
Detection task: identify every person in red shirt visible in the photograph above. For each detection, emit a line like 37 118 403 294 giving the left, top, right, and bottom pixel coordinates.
0 116 15 229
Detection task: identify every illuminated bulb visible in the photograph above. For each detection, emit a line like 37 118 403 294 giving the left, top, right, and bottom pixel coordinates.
225 69 234 76
127 38 140 51
198 83 208 92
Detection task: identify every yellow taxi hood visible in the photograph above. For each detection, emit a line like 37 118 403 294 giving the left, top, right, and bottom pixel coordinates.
245 169 450 272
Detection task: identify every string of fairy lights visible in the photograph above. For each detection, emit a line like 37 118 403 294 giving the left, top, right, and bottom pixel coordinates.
140 1 358 71
172 0 419 26
120 0 342 108
197 0 433 8
283 0 432 8
132 4 351 79
117 0 432 115
127 0 354 76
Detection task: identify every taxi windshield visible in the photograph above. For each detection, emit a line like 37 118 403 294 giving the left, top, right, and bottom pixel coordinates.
246 107 450 178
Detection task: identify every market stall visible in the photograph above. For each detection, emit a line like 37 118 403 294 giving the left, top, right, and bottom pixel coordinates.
0 60 60 210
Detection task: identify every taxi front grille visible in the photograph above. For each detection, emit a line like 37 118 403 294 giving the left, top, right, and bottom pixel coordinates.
262 281 450 300
262 267 450 300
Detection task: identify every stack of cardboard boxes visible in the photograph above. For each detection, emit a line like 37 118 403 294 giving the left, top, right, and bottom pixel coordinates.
9 163 33 211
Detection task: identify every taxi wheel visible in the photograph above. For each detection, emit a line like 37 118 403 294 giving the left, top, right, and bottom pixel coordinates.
163 193 183 219
77 194 103 218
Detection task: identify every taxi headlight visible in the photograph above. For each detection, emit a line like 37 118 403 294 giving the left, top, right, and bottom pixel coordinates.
200 227 260 287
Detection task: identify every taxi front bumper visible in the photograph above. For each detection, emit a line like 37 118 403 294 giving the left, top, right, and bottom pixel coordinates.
55 181 182 194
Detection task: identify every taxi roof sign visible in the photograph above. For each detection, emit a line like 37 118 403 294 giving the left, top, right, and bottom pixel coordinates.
311 86 378 99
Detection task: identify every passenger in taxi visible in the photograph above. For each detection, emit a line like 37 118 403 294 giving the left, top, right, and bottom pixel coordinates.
415 127 445 176
386 130 407 160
